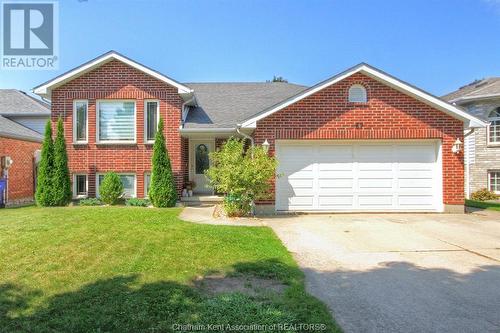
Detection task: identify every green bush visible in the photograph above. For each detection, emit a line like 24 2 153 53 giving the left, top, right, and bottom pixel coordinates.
99 172 124 205
125 198 151 207
471 188 498 201
206 138 277 216
36 121 55 206
78 198 102 206
149 118 177 207
52 118 72 206
223 193 252 217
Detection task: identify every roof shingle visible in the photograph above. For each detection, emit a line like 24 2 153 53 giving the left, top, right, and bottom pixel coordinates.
183 82 307 128
0 115 43 142
0 89 50 115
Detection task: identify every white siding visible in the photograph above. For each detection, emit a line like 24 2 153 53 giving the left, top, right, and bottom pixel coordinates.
6 116 49 134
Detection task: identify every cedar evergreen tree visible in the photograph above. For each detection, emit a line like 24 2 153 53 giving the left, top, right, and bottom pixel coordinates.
52 118 72 206
149 118 177 207
35 120 55 206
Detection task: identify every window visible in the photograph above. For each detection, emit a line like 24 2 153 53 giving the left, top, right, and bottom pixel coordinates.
97 101 136 143
145 100 159 143
348 84 367 103
73 174 88 198
96 173 136 198
144 173 151 197
489 171 500 194
73 100 88 143
488 107 500 144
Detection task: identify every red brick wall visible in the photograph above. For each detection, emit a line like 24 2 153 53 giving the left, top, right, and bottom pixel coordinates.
0 136 40 204
253 73 464 205
51 60 185 198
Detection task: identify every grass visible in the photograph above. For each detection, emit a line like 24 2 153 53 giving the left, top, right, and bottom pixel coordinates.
0 206 339 332
465 199 500 211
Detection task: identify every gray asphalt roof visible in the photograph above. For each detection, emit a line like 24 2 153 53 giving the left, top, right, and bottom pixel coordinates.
0 115 43 142
442 78 500 102
183 82 307 128
0 89 50 115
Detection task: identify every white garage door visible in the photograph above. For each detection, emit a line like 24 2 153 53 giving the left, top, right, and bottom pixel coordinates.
275 141 442 212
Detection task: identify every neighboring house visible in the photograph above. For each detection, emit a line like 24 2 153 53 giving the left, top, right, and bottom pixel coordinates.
0 90 50 206
33 51 485 213
443 79 500 197
0 89 51 134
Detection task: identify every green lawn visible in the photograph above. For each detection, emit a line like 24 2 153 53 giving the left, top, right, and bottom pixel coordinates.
465 199 500 211
0 206 339 332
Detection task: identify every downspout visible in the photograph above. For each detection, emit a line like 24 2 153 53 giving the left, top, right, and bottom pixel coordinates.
236 124 255 215
236 124 254 150
464 128 475 199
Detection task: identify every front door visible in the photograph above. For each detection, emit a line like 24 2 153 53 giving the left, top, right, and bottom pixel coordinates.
190 139 214 194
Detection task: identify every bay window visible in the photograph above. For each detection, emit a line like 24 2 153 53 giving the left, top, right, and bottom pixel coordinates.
73 100 88 143
97 100 136 143
145 100 159 143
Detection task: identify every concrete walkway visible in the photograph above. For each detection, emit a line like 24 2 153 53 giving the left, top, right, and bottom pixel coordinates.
180 206 500 332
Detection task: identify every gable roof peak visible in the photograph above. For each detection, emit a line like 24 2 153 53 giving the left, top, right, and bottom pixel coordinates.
33 50 193 99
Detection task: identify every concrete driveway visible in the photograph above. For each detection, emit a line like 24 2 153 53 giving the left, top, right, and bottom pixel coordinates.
265 211 500 333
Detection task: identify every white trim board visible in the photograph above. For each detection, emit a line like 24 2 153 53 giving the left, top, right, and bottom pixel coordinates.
33 51 193 98
240 63 487 129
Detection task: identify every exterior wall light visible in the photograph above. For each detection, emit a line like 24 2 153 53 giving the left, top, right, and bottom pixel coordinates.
262 139 270 153
451 138 462 154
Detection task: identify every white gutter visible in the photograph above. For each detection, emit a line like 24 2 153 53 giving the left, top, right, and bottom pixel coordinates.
179 127 237 133
450 93 500 104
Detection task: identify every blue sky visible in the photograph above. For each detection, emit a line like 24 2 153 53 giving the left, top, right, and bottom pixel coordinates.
2 0 500 96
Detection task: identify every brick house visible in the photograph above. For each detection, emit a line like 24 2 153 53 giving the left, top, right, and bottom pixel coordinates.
0 90 50 206
443 79 500 198
33 51 485 213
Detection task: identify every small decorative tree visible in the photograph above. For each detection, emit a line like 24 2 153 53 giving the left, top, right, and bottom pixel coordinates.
149 118 177 207
52 118 72 206
99 172 123 205
35 120 55 206
206 138 277 216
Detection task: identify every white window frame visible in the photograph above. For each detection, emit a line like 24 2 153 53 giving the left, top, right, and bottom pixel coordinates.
144 172 151 198
96 100 137 144
486 107 500 146
95 173 137 198
348 84 368 103
488 171 500 194
73 100 88 144
144 100 160 144
73 174 88 199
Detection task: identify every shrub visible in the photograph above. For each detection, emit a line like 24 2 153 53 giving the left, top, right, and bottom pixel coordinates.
78 198 102 206
223 193 252 217
206 138 277 216
149 118 177 207
35 121 55 206
52 118 72 206
125 198 151 207
471 188 498 201
99 172 123 205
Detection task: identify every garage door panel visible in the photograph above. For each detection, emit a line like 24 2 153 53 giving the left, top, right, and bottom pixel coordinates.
358 178 393 189
398 178 434 189
276 141 440 212
319 196 354 208
358 195 393 207
319 178 353 189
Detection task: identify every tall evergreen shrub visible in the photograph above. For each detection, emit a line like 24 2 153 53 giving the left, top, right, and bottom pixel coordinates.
149 118 177 207
52 118 72 206
35 121 55 206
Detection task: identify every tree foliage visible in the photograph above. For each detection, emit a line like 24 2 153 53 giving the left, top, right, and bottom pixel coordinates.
206 138 277 216
52 118 72 206
149 118 177 207
99 172 123 205
35 121 55 206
